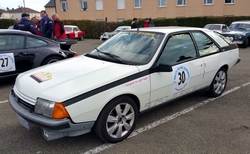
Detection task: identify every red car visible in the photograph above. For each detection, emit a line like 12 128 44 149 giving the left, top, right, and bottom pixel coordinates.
64 25 86 41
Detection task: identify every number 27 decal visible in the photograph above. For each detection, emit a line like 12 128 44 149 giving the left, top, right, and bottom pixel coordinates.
0 53 16 73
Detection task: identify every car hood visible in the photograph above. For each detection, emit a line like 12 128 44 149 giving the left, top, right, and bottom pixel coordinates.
14 55 140 103
222 30 246 35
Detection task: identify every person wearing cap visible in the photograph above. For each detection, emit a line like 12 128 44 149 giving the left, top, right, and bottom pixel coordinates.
40 10 53 39
131 18 138 29
14 13 37 35
143 18 150 27
148 18 154 27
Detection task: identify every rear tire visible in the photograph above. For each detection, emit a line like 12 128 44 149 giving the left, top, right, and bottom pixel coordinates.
207 68 227 97
66 34 70 39
94 96 138 143
42 56 63 65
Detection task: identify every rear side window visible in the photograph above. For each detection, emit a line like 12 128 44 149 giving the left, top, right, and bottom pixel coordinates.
0 35 24 51
26 37 47 48
191 32 219 56
157 33 197 65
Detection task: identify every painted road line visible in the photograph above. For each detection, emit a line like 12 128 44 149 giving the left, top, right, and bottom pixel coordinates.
83 81 250 154
0 100 8 104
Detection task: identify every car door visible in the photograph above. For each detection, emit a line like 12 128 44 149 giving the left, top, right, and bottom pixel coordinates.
73 27 79 38
148 32 205 108
190 31 223 87
0 34 32 78
26 36 49 65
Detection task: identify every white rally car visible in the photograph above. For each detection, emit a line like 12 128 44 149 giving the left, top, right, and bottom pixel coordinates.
9 27 240 143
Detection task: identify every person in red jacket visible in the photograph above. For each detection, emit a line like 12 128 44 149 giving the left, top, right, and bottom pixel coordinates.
51 13 66 39
143 18 150 27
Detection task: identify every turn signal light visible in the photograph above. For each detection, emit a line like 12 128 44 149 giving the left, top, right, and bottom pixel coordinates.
52 103 70 119
74 53 78 57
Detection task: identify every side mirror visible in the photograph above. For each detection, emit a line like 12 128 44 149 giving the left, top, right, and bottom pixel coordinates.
156 64 173 72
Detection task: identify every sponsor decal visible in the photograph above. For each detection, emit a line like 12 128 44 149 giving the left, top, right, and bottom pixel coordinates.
125 75 149 87
173 65 190 93
30 72 52 83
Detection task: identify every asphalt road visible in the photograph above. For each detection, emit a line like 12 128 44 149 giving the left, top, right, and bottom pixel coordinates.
0 39 249 154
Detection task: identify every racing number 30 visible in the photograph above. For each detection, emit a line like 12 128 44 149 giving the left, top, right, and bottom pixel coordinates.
178 71 186 85
0 58 8 67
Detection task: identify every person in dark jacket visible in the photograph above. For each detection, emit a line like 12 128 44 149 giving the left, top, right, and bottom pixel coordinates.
131 18 138 29
13 18 20 29
51 13 66 39
40 10 53 38
14 13 37 35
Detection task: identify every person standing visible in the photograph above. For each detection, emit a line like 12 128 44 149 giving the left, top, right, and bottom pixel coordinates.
14 13 37 35
13 18 20 29
131 18 138 29
40 10 53 38
143 18 150 27
51 13 66 39
31 16 41 36
149 18 154 27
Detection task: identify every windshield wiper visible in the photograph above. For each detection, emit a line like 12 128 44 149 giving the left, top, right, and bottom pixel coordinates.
94 48 127 64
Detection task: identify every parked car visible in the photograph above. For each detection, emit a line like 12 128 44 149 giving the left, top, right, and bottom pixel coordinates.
64 25 86 41
0 29 77 79
204 24 228 34
9 27 240 143
221 21 250 48
100 26 131 41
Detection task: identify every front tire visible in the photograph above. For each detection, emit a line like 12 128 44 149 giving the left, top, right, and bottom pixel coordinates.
242 38 249 48
79 35 84 41
94 96 138 143
207 68 227 97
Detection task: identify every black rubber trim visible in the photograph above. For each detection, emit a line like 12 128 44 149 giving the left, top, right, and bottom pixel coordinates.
63 69 150 106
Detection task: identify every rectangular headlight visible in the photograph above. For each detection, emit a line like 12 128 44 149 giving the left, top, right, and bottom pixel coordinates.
35 98 55 118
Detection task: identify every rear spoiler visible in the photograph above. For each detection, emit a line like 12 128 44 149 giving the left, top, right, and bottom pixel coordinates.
55 39 77 50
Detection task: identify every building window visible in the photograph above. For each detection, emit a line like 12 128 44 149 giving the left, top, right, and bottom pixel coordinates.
81 0 88 10
117 18 125 22
134 0 142 8
225 0 234 4
177 0 186 6
61 1 68 11
117 0 125 9
158 0 166 7
96 0 103 10
204 0 213 5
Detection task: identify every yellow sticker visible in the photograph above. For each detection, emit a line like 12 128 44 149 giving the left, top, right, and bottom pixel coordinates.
31 72 52 83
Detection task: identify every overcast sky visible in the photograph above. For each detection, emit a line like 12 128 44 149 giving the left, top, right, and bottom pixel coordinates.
0 0 50 11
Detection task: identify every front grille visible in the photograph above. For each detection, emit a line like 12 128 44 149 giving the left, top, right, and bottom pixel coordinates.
12 90 34 112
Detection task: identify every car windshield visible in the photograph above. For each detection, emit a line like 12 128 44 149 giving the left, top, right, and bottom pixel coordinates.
205 24 221 30
229 23 250 30
65 27 73 31
87 31 165 64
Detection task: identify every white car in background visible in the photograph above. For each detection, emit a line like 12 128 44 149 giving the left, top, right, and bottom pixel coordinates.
9 27 240 143
204 24 229 34
100 26 131 41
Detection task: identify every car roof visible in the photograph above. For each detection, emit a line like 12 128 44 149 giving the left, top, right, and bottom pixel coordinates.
205 24 225 26
0 29 32 35
129 26 210 34
232 21 250 24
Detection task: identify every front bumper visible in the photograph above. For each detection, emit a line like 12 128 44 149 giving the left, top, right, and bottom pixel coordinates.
9 90 94 140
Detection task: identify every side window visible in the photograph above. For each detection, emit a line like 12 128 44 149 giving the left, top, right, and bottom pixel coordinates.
191 32 219 56
157 33 197 65
26 37 47 48
0 35 24 50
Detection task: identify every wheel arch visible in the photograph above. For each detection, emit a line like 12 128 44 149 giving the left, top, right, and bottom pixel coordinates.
41 54 65 65
95 93 141 122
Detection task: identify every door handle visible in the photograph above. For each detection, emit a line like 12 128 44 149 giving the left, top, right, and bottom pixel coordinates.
18 53 26 56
